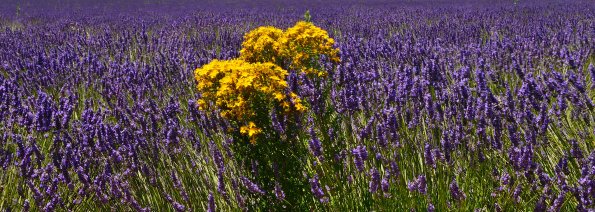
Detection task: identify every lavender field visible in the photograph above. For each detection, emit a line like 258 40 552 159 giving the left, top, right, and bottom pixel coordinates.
0 0 594 211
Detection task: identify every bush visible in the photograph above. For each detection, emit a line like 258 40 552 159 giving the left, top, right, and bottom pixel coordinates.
194 18 339 209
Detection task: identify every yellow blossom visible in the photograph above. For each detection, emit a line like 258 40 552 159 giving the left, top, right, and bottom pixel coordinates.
240 122 262 144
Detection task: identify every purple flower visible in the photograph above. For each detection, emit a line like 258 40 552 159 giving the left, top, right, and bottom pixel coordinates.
309 174 328 203
23 200 30 211
359 116 375 139
500 171 511 186
240 176 265 195
207 193 216 212
449 178 466 201
309 126 323 158
390 161 400 179
171 172 189 202
549 191 566 212
512 185 522 203
589 64 595 89
424 142 436 169
381 172 390 197
270 107 284 134
534 196 546 212
407 175 427 195
427 203 435 212
569 139 583 159
274 182 285 201
43 196 62 212
34 91 55 132
376 124 387 147
369 168 381 194
351 146 368 172
211 143 225 172
537 166 552 186
172 202 186 212
217 171 226 196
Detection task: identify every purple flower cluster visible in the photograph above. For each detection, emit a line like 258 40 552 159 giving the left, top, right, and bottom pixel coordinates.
408 175 427 195
309 174 328 203
351 145 368 172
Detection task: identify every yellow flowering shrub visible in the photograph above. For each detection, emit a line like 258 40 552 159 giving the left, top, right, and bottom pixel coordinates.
195 20 339 143
194 59 305 143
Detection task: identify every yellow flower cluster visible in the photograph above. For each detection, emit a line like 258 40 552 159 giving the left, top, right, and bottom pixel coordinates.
280 21 340 75
195 59 305 143
195 21 339 143
239 26 284 64
240 21 340 77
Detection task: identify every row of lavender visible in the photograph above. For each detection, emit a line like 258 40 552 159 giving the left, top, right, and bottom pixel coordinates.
1 1 594 211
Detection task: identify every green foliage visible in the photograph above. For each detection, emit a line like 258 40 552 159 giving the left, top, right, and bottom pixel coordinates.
304 10 311 22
